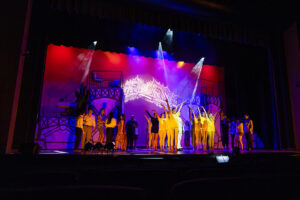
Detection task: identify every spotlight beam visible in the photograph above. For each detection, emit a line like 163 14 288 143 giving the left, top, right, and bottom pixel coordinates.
158 42 168 85
80 42 97 83
191 57 205 105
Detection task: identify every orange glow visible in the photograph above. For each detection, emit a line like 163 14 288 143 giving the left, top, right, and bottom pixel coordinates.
177 61 185 68
105 52 121 65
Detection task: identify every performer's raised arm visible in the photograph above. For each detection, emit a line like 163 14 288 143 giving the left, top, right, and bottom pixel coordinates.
188 106 193 121
197 106 202 118
153 110 160 120
161 104 169 118
213 108 222 120
177 100 186 114
202 106 209 119
144 115 150 123
145 109 153 119
191 108 196 121
165 98 171 114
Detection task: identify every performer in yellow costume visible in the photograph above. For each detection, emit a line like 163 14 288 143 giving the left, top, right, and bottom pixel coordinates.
202 106 220 152
144 114 152 149
162 99 185 152
115 114 127 151
236 119 244 150
190 107 201 151
154 111 167 152
200 108 208 151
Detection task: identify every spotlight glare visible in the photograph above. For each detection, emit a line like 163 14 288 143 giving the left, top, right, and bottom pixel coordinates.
216 155 230 163
166 28 173 37
93 41 97 46
177 61 184 68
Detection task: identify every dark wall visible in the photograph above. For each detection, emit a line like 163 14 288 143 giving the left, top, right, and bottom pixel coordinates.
0 0 29 153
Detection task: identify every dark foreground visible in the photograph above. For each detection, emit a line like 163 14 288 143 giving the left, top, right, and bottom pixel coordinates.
1 149 300 200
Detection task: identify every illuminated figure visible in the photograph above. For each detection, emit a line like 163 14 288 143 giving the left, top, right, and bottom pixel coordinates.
115 114 127 151
202 106 220 152
155 111 167 152
162 99 185 152
145 110 159 151
236 119 244 150
189 107 196 149
82 109 96 149
177 116 184 150
97 108 106 144
190 107 201 151
144 114 152 149
200 108 208 151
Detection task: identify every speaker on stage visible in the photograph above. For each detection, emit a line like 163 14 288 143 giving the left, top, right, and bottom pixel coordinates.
84 142 94 151
19 143 41 155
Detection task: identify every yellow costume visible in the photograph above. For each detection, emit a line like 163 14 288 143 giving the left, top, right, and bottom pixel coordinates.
158 117 167 151
115 120 127 151
200 116 208 151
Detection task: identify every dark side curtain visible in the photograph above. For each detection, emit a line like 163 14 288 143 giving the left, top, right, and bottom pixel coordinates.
222 43 276 149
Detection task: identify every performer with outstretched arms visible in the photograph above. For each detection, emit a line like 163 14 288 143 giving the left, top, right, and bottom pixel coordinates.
202 106 220 152
175 101 186 150
189 107 196 149
190 107 201 151
144 114 152 150
154 111 167 152
201 113 209 151
145 109 159 151
162 99 185 152
161 104 172 151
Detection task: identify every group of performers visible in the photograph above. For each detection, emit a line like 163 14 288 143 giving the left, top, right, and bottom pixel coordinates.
75 107 138 151
144 99 221 152
221 114 254 151
75 98 253 152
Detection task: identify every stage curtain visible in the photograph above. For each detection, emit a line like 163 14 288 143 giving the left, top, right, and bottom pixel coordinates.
223 44 276 149
48 0 268 47
12 1 49 149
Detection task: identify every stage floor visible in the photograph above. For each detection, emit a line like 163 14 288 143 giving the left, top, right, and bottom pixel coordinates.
39 148 300 157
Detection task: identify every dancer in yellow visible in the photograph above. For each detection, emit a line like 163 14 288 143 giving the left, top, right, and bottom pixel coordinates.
144 114 152 149
202 106 220 152
154 111 167 152
115 114 127 151
199 107 208 151
190 107 201 151
162 99 185 152
236 119 244 150
97 108 106 144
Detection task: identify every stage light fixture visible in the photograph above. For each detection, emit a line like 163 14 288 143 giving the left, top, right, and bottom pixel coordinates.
164 28 173 45
93 41 97 46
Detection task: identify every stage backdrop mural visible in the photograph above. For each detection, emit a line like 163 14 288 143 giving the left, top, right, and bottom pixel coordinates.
36 44 224 149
